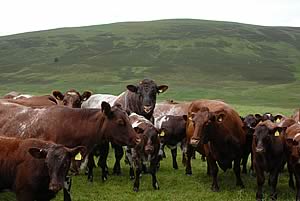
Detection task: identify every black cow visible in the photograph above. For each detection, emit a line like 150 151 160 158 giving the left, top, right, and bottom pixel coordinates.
252 120 285 201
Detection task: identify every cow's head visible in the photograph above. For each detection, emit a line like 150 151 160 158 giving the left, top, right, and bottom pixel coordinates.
127 79 168 117
52 89 92 108
28 145 86 193
253 120 282 154
184 107 225 147
101 102 140 147
134 126 159 155
243 114 261 135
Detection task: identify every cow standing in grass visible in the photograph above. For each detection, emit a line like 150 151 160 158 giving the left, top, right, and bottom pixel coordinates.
186 99 245 192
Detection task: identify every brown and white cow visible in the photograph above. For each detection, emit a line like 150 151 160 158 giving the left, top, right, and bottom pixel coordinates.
0 101 139 162
185 99 245 192
0 136 86 201
126 112 160 192
155 115 187 169
52 89 92 108
252 120 286 201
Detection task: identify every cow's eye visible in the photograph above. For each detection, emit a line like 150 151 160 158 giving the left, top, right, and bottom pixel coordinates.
117 119 125 126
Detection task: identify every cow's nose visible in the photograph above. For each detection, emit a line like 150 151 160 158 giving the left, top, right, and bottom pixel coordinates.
143 106 152 113
190 138 200 147
49 183 62 193
255 147 265 153
145 145 154 154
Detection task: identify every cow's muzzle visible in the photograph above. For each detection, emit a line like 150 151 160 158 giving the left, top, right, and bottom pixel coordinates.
255 147 265 153
190 138 200 147
143 106 152 113
49 183 62 193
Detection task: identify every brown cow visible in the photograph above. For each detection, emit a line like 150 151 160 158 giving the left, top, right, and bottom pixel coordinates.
1 89 92 108
186 99 245 192
0 101 139 158
0 136 85 201
283 121 300 200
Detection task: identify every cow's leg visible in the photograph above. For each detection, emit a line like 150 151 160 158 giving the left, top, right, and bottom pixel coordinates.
112 143 124 175
63 176 72 201
255 165 265 201
133 166 141 192
87 153 95 182
207 155 219 192
295 170 300 201
99 142 109 181
233 158 244 188
250 151 255 176
185 144 193 175
287 161 295 189
16 191 35 201
241 152 248 174
150 159 159 190
171 147 178 169
269 169 279 201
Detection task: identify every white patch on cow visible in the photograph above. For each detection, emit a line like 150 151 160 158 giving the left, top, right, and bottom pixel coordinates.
129 112 153 128
154 115 169 129
13 94 32 99
66 92 78 96
293 133 300 141
81 94 117 109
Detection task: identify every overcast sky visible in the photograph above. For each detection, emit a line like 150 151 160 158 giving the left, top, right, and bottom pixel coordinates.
1 0 300 36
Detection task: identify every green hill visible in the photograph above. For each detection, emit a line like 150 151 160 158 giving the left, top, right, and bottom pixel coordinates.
1 19 300 109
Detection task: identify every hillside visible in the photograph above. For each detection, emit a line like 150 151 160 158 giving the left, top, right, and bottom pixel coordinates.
1 19 300 109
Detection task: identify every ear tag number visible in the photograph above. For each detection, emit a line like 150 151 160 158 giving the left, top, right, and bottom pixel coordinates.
159 131 165 137
275 131 280 137
276 118 281 123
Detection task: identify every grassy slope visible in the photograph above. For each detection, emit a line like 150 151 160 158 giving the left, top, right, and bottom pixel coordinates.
1 19 300 111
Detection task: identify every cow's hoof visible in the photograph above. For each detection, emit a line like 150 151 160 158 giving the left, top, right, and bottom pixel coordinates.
211 185 219 192
130 176 135 180
88 177 93 182
133 187 139 192
186 173 192 176
113 171 121 176
173 164 178 170
236 182 245 189
102 176 107 182
153 182 159 190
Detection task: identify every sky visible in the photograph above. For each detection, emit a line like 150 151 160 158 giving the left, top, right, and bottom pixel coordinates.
1 0 300 36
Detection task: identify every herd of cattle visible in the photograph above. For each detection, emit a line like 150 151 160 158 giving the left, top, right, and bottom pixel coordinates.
1 78 300 201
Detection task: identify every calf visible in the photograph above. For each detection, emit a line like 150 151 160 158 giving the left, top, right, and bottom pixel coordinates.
126 112 160 192
155 115 187 169
0 136 85 201
252 120 285 201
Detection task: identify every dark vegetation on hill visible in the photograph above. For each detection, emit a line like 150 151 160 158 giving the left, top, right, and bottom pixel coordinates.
1 19 300 108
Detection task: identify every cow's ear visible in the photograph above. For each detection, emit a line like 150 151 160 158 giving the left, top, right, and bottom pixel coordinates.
255 114 262 121
211 113 225 123
52 90 64 101
68 146 87 158
274 115 283 123
182 115 188 121
127 85 138 93
28 147 48 159
157 85 168 94
101 101 113 118
240 116 245 122
81 91 92 101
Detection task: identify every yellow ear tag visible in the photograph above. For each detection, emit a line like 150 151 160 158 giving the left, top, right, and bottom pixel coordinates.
159 130 165 137
275 131 280 136
75 153 82 161
276 118 281 123
93 155 100 167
